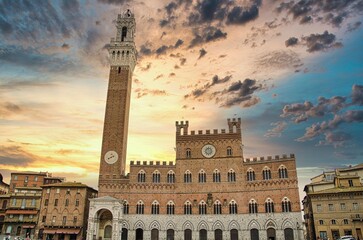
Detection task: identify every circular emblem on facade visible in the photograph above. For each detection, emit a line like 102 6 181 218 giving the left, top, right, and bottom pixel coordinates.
104 151 118 164
201 144 216 158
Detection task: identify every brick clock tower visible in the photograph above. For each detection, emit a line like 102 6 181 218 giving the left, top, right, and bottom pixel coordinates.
98 9 136 193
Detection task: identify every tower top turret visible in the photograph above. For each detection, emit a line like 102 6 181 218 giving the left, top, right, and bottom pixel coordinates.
108 9 137 70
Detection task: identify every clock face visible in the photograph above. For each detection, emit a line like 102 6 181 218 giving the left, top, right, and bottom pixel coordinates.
201 144 216 158
104 151 118 164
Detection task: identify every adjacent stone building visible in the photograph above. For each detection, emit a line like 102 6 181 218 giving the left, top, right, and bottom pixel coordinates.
1 172 63 238
0 173 9 235
303 164 363 240
86 10 304 240
37 182 97 240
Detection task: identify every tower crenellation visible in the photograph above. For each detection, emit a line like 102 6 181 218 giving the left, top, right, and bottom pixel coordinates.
175 120 189 135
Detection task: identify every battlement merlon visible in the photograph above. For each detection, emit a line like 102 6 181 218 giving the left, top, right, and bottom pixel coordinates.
243 153 295 163
175 118 242 139
176 121 189 136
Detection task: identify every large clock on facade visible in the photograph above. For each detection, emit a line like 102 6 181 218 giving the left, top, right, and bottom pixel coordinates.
201 144 216 158
104 151 118 164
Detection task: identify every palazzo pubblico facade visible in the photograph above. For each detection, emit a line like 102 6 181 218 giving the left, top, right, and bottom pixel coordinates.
86 10 304 240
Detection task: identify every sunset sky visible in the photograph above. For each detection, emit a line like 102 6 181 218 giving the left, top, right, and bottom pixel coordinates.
0 0 362 199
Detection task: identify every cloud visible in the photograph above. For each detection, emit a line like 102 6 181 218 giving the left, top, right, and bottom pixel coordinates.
280 86 363 144
189 26 227 48
317 131 351 148
226 4 259 25
347 21 361 32
140 39 184 57
352 84 363 105
134 88 168 99
61 43 70 50
139 62 152 71
97 0 130 5
0 1 84 43
255 50 302 70
285 37 299 47
219 78 264 108
275 0 360 27
0 102 22 117
281 96 347 123
0 16 13 35
296 110 363 142
265 121 287 137
184 74 232 99
301 31 342 53
198 48 207 59
0 145 36 167
0 45 76 73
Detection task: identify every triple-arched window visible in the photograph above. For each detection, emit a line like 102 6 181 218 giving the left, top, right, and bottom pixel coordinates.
151 200 159 214
265 198 274 213
228 169 236 182
152 170 160 183
281 197 291 212
137 170 146 183
198 170 206 183
184 170 192 183
262 167 272 180
247 168 255 181
167 200 175 215
167 170 175 183
199 201 207 215
213 169 221 182
184 201 192 215
278 165 288 178
229 200 238 214
214 200 222 214
249 199 258 214
136 200 144 214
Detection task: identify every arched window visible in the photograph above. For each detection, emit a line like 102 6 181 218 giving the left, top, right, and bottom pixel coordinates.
167 229 174 240
167 200 175 215
123 200 129 214
121 26 127 41
184 201 192 215
151 200 159 214
265 198 274 213
278 165 288 178
229 200 238 214
249 199 258 214
184 170 192 183
199 200 207 215
213 169 221 182
281 197 291 212
186 148 191 158
262 167 272 180
227 147 233 156
167 170 175 183
198 169 206 183
214 200 222 214
136 200 144 214
152 170 160 183
247 168 255 181
228 169 236 182
137 170 146 183
104 225 112 238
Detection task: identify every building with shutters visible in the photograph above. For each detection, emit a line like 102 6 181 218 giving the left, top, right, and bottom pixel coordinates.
37 182 97 240
303 164 363 240
86 9 304 240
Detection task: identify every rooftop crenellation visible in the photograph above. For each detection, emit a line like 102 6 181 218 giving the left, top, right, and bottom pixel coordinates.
176 118 241 136
130 161 174 166
244 153 295 163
